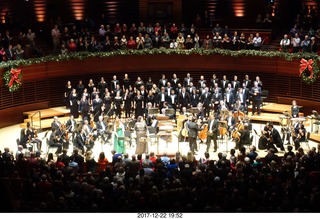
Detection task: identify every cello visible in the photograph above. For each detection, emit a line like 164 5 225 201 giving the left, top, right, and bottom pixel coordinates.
198 119 208 142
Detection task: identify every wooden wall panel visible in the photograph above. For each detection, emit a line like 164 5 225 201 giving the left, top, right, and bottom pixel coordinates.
0 54 319 127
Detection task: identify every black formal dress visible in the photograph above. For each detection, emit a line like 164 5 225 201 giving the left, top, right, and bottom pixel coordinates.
49 131 63 154
92 98 103 122
69 93 79 118
124 93 133 118
65 86 72 108
79 98 90 120
134 95 144 118
114 96 123 118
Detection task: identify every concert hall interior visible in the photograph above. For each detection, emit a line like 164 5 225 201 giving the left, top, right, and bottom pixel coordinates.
2 0 320 213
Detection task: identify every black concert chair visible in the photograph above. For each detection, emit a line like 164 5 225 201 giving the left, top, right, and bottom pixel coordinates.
300 131 310 150
124 130 133 148
148 126 158 145
243 135 254 149
45 130 58 155
261 90 269 107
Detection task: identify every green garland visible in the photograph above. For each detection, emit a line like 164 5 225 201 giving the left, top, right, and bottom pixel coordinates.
0 48 319 69
2 67 22 92
1 48 319 91
300 58 319 85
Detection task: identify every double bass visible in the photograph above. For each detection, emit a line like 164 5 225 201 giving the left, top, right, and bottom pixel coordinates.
219 109 228 137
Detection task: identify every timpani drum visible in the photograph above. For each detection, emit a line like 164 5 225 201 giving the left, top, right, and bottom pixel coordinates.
279 115 290 126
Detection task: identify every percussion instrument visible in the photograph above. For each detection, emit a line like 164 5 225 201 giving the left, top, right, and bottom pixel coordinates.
279 115 290 126
290 117 306 122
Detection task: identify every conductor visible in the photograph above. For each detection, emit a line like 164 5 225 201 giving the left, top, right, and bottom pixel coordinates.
187 116 203 154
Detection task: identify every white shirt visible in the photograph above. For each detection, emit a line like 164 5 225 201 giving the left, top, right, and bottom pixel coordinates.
253 36 262 47
161 93 165 101
292 37 301 47
280 38 290 46
171 95 175 104
101 121 105 131
228 117 232 126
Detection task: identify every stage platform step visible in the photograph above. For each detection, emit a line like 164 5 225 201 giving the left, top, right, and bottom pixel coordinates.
248 112 283 124
248 102 292 114
20 116 74 129
20 107 71 129
310 133 320 144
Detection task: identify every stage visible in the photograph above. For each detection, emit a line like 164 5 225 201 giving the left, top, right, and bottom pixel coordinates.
1 103 319 163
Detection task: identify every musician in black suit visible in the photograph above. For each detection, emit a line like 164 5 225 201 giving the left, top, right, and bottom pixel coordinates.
78 95 90 121
190 88 200 107
220 75 229 94
231 75 241 95
111 75 120 93
211 87 222 112
96 115 111 142
226 111 236 139
158 74 168 89
241 83 250 106
250 81 262 116
49 128 63 155
254 76 263 89
294 123 306 150
200 87 211 118
235 123 251 149
186 81 196 94
235 87 248 113
243 75 252 90
51 116 61 132
197 75 207 90
210 74 219 90
233 99 245 114
74 128 87 151
157 86 168 111
187 117 203 154
168 89 178 111
206 114 219 152
268 123 285 151
96 115 108 135
178 87 190 110
165 82 174 96
171 73 180 90
224 87 235 110
66 115 77 140
183 73 193 88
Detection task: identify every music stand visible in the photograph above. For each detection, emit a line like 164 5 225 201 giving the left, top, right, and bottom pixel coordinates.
189 107 199 114
148 108 159 115
282 111 292 118
313 110 319 118
165 108 175 115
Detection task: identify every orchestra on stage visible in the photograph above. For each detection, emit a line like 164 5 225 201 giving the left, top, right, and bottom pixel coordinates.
21 73 312 156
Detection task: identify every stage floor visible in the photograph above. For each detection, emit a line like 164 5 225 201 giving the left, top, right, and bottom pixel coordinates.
1 120 318 163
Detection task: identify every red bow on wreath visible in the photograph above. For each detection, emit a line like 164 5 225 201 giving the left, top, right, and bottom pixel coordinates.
8 68 22 88
299 58 314 78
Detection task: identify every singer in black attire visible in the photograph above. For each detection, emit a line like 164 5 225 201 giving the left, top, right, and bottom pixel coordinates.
250 81 262 116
